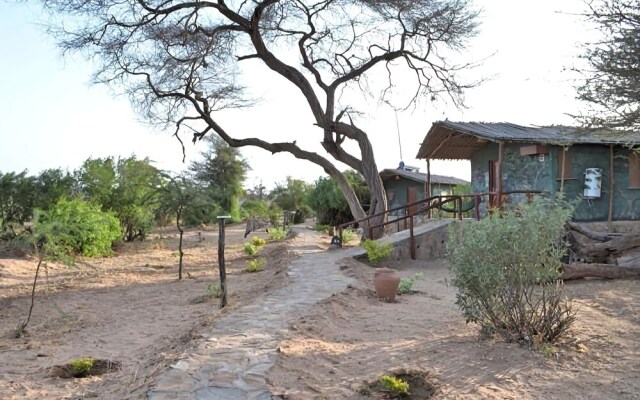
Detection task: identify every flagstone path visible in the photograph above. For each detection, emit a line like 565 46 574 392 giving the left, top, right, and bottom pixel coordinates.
147 227 360 400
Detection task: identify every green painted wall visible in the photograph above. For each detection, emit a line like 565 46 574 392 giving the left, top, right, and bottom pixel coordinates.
382 177 457 212
470 142 640 221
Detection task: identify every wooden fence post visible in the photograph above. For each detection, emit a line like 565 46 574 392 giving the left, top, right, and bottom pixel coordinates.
217 215 231 308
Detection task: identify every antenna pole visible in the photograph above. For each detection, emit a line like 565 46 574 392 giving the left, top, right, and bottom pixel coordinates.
394 110 403 161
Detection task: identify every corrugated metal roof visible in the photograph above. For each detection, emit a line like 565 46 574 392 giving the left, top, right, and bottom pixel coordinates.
416 121 640 160
380 168 469 185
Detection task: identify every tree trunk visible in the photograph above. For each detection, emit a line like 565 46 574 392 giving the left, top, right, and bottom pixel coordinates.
562 262 640 280
177 206 184 280
567 222 640 264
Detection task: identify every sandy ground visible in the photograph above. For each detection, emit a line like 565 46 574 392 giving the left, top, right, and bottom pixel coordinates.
0 224 295 400
268 258 640 400
2 225 639 400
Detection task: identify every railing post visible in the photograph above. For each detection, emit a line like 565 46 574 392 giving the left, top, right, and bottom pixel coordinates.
217 215 231 309
475 194 480 221
458 197 463 220
409 214 416 260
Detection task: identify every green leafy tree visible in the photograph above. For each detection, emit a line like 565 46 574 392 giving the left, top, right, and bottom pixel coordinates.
76 156 163 241
270 177 313 223
575 0 640 130
190 136 249 222
0 170 37 238
76 157 117 208
157 173 204 279
34 168 76 210
308 170 370 225
113 156 163 241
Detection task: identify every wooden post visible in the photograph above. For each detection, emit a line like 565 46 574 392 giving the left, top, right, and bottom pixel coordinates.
560 146 567 195
608 144 614 232
217 215 231 308
409 214 416 260
426 159 431 218
497 141 505 209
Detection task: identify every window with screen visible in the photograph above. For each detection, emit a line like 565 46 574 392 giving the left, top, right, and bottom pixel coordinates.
557 147 572 179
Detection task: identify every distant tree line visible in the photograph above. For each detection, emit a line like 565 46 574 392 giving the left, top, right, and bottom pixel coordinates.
1 136 369 259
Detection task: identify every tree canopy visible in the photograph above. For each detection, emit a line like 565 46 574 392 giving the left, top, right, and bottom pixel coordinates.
41 0 479 237
576 0 640 131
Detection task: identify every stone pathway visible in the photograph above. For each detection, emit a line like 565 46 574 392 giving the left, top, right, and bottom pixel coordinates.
148 227 359 400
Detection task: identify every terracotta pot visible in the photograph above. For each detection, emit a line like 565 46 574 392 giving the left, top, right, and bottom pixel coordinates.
374 268 400 302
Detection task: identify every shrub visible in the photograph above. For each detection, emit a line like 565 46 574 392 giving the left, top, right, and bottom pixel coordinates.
379 375 409 396
363 239 394 266
267 227 288 241
397 272 425 295
243 243 259 256
33 198 121 260
341 228 357 243
71 357 94 377
251 236 266 247
247 258 265 273
206 283 222 299
447 198 576 345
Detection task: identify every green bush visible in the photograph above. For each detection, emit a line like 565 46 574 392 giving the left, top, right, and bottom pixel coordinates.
206 283 222 299
33 198 121 260
447 198 576 345
243 243 259 256
397 272 425 295
251 236 266 247
363 240 394 266
71 357 94 377
267 227 288 241
247 258 265 273
341 229 357 243
379 375 409 396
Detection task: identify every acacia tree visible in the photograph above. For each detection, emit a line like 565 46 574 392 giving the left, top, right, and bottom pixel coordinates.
576 0 640 130
43 0 479 237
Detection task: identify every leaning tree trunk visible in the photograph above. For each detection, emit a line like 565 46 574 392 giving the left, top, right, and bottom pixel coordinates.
562 263 640 280
568 221 640 264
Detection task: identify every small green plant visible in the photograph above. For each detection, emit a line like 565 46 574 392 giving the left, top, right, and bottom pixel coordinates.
267 227 288 241
250 236 266 247
397 272 426 295
247 258 266 273
340 229 357 243
379 374 409 396
206 283 222 299
363 239 394 266
71 357 94 377
243 243 259 256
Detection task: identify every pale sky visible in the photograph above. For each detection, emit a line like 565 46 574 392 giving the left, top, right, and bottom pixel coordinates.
0 0 594 189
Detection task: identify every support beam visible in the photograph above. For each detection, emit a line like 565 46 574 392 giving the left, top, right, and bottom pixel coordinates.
608 144 614 231
426 159 431 218
496 141 505 208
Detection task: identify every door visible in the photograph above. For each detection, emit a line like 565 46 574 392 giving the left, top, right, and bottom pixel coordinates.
407 186 418 215
488 160 498 207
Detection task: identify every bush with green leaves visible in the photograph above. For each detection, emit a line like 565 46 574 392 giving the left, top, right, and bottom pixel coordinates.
251 236 266 247
243 243 259 256
447 198 576 345
340 228 357 243
247 258 265 273
71 358 94 377
379 375 409 396
363 240 394 266
397 272 425 295
33 198 121 260
267 227 288 241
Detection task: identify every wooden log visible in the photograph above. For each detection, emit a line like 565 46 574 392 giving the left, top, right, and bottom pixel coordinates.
562 263 640 280
567 222 640 263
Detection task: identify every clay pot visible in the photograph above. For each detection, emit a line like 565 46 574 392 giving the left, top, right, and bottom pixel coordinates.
374 268 400 302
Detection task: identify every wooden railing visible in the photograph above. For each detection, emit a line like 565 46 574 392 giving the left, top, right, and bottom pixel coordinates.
336 190 545 260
